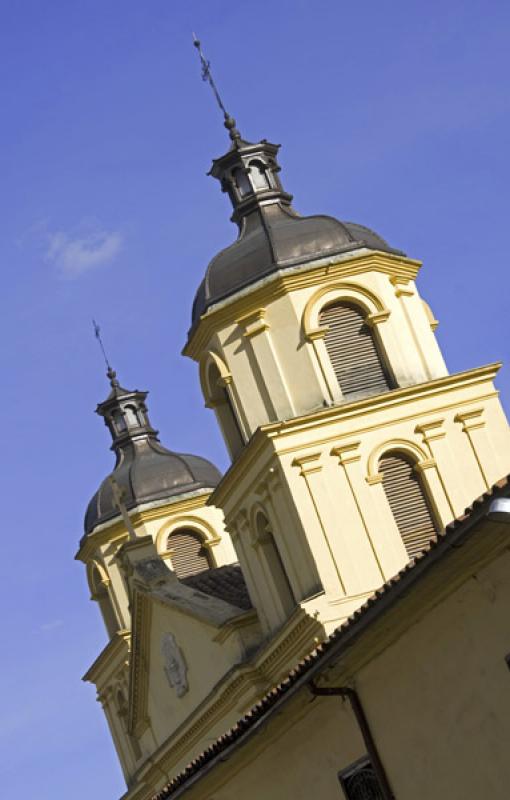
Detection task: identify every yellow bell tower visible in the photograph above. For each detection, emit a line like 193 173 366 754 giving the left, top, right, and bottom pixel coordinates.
184 128 510 635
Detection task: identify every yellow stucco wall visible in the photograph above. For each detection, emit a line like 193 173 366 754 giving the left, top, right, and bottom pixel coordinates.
211 364 510 634
170 544 510 800
80 240 510 798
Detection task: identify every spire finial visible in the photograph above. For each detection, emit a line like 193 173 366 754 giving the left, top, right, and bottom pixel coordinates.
192 34 241 144
92 320 119 387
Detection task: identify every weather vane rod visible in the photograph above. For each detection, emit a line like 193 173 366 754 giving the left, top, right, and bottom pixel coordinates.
192 34 241 142
92 319 116 383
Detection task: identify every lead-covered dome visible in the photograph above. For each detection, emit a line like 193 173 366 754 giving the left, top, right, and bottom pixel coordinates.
190 135 403 326
84 370 221 535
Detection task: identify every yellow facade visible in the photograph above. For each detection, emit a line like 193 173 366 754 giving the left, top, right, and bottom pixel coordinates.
78 136 510 799
164 510 510 800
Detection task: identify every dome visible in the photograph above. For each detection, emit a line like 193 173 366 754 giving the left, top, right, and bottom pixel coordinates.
192 207 403 323
84 439 221 535
83 369 221 536
190 135 404 326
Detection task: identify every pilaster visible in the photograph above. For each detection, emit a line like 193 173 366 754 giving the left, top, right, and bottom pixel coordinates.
291 453 347 598
237 309 295 420
415 419 460 518
454 408 501 491
331 442 405 583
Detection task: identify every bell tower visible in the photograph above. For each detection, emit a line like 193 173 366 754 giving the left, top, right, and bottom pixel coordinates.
185 119 510 634
77 367 237 782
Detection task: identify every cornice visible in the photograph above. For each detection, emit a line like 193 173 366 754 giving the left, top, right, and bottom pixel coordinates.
122 611 324 800
208 428 274 509
265 363 501 440
82 629 131 685
76 492 212 563
210 364 501 507
129 592 152 737
135 480 510 800
184 250 422 359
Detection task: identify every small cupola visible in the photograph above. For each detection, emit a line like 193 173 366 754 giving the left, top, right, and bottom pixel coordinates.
84 369 222 535
97 367 157 453
209 137 293 227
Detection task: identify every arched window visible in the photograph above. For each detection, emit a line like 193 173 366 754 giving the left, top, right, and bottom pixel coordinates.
256 513 296 615
90 566 118 638
379 452 439 559
232 167 252 198
249 159 270 191
112 410 127 433
319 301 392 398
124 404 143 428
207 361 244 459
167 529 212 579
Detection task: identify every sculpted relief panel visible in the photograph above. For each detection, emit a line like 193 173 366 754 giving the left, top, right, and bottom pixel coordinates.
161 633 188 698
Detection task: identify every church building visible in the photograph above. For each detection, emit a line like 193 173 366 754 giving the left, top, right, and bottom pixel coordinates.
77 64 510 800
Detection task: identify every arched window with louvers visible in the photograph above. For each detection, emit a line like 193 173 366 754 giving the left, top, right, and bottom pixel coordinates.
206 361 244 460
319 301 393 398
89 565 118 638
379 452 439 559
255 512 296 617
167 528 213 579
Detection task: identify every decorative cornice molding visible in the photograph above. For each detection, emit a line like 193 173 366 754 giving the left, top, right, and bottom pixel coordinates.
331 441 362 465
185 251 422 359
291 452 323 476
83 630 131 686
455 408 486 431
210 365 500 509
123 611 324 800
390 275 414 298
415 418 446 443
236 308 270 339
77 493 213 562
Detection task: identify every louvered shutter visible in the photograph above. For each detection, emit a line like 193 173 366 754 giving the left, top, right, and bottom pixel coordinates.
319 302 391 397
380 454 438 559
167 529 211 579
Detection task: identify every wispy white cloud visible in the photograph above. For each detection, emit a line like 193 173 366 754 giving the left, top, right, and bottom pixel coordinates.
39 619 64 632
45 225 123 277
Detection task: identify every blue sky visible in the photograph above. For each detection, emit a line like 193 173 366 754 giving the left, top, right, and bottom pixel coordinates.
1 1 509 797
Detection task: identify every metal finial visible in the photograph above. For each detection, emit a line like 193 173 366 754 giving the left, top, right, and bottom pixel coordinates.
192 34 241 143
92 320 119 387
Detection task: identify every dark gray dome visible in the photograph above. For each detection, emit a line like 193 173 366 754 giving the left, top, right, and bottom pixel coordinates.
84 439 221 534
83 370 221 536
192 207 402 323
189 135 404 327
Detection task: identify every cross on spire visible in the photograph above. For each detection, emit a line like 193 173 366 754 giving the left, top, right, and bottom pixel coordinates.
92 319 119 387
192 34 241 143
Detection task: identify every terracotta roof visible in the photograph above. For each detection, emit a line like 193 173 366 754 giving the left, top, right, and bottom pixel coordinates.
182 564 252 611
151 475 510 800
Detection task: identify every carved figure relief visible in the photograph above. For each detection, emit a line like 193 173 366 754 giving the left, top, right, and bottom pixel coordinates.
161 633 188 697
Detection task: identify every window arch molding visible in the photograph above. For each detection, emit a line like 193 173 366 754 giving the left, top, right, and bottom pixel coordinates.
370 445 442 560
199 350 247 459
87 560 119 637
155 515 219 557
302 281 389 340
303 283 391 404
248 501 280 548
249 506 297 620
199 350 232 403
160 523 214 578
366 438 432 483
86 559 110 599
